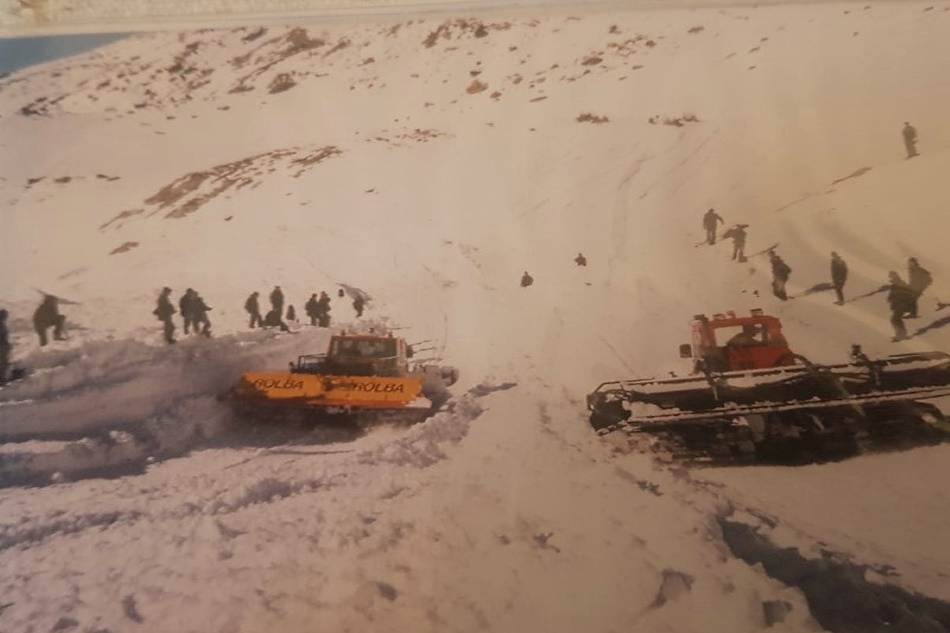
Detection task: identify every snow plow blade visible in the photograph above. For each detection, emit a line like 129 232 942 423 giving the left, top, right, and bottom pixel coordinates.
231 372 431 410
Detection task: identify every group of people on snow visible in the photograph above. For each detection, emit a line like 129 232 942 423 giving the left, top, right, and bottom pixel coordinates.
519 252 587 288
303 291 334 327
244 286 362 332
702 204 935 343
148 284 373 345
150 286 366 344
154 287 213 344
887 258 933 342
243 286 292 333
150 285 369 345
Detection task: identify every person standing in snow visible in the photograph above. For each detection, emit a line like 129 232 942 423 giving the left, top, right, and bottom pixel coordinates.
286 305 297 323
33 294 67 347
769 251 792 301
521 271 534 287
154 287 176 345
902 122 919 159
244 291 263 328
887 271 914 342
353 295 365 318
574 252 587 267
191 293 212 337
723 225 747 262
0 309 11 385
831 252 848 305
270 285 284 315
305 293 320 326
179 288 196 335
316 291 332 327
702 209 724 245
906 257 932 318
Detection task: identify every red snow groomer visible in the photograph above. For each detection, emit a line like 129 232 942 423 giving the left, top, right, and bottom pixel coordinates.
587 310 950 464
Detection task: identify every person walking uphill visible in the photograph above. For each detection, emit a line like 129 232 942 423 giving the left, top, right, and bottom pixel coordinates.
33 294 67 347
244 291 263 328
769 251 792 301
831 252 848 305
906 257 932 318
902 122 918 159
887 271 915 342
703 209 724 245
154 287 176 344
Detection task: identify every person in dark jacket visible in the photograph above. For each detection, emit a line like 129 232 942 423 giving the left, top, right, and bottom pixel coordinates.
703 209 724 245
902 122 918 159
521 271 534 287
305 293 320 326
769 251 792 300
263 308 290 332
723 225 747 262
191 293 212 337
316 291 332 327
33 294 67 346
338 288 345 298
179 289 196 335
574 253 587 267
0 309 10 385
270 285 284 315
831 252 848 305
154 287 176 344
353 296 365 318
244 292 263 328
887 271 915 341
286 305 297 322
906 257 932 318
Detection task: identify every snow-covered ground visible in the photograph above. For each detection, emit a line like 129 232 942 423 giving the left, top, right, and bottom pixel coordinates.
2 1 950 631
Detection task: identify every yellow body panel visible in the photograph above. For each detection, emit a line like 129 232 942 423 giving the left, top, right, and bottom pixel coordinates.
236 372 424 409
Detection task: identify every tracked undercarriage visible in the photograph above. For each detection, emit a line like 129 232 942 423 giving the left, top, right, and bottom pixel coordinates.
588 311 950 465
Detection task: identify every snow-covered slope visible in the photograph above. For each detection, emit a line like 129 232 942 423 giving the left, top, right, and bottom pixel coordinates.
2 2 950 631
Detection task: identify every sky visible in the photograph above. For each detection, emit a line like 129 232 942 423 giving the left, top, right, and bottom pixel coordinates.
0 33 127 76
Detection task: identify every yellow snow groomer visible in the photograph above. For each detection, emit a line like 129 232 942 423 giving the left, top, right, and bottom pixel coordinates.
229 332 458 424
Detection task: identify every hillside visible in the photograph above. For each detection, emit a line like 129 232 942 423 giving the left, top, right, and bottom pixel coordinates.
2 2 950 632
